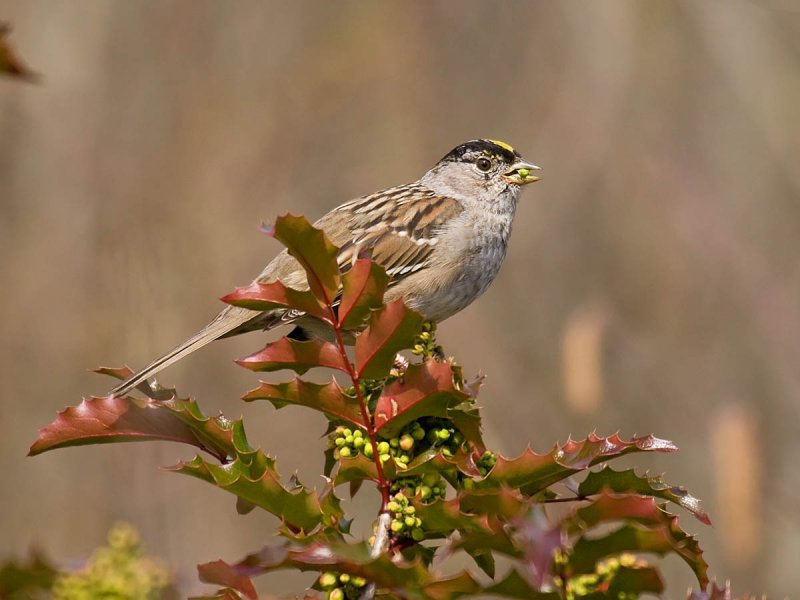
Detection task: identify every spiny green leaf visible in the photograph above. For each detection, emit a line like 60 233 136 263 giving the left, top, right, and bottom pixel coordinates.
264 214 340 305
578 466 710 524
168 453 339 533
478 433 677 494
355 299 424 379
221 279 328 320
339 258 389 330
237 337 349 374
567 494 709 587
374 361 469 436
243 378 363 427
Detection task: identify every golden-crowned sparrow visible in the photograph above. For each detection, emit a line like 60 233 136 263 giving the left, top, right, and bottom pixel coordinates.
112 139 540 396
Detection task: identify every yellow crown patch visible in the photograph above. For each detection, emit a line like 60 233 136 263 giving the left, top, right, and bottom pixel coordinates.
488 139 515 153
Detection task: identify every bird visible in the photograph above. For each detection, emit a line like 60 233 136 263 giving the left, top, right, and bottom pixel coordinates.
111 139 541 396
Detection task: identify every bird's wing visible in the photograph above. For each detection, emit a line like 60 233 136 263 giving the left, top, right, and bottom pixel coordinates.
324 184 464 283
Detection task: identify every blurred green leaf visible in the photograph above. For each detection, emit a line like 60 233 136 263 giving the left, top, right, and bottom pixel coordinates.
0 550 58 599
482 569 560 599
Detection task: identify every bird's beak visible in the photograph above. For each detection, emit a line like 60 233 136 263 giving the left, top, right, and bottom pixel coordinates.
503 161 542 185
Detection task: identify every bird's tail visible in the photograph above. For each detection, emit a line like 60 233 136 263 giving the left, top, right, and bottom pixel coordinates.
110 305 259 397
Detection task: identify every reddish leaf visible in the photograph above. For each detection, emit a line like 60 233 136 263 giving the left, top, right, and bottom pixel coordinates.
338 258 389 330
243 378 364 427
0 24 38 81
197 560 257 600
263 214 340 305
221 279 328 321
578 466 711 525
29 396 223 460
236 338 349 374
355 300 424 379
374 361 468 436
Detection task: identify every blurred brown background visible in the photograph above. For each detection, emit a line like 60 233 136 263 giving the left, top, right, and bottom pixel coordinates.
2 0 799 596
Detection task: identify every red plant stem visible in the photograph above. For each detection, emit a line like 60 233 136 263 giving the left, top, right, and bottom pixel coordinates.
326 309 390 510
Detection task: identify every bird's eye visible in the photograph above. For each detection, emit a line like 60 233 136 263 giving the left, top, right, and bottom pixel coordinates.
476 157 492 172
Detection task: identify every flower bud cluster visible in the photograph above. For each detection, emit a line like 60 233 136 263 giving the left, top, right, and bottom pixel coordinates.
381 492 424 542
411 321 438 358
391 471 447 503
476 450 497 476
318 571 367 599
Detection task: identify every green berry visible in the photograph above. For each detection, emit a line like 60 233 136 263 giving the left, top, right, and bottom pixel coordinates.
411 426 426 441
344 435 354 444
338 573 350 584
422 472 440 487
398 454 410 464
404 505 416 515
379 453 390 463
329 589 345 600
353 437 365 449
387 501 401 513
437 429 451 441
339 447 351 458
353 430 363 438
319 572 337 589
419 486 432 500
390 520 404 532
377 441 390 454
352 576 367 588
389 437 400 448
343 428 352 437
411 527 425 541
363 443 374 457
334 437 346 447
404 516 416 527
